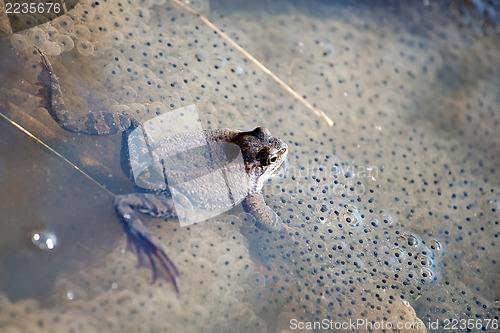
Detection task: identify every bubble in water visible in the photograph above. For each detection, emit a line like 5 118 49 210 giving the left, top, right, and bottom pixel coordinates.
341 205 362 227
419 267 434 280
401 234 419 247
30 229 57 250
65 289 74 300
415 254 433 267
428 239 443 252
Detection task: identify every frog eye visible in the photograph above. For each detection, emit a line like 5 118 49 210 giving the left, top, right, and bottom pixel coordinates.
261 154 278 166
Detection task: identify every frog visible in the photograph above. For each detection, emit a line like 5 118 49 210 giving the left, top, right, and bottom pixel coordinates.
34 47 293 296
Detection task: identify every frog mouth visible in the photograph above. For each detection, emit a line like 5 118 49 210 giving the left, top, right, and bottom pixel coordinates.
273 161 285 174
272 155 287 175
272 147 288 175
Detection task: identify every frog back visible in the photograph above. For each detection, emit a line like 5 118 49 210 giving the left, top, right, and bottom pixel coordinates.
127 129 251 219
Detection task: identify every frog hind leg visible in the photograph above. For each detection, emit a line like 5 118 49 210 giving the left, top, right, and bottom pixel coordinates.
34 46 136 135
114 193 181 296
242 193 294 235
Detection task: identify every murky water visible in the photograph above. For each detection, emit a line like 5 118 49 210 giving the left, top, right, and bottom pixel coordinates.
0 0 498 332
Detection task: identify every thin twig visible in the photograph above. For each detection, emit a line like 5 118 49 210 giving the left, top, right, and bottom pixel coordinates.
0 111 115 197
171 0 334 127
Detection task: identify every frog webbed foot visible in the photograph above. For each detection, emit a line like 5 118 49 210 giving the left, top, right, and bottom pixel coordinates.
124 224 180 287
114 194 180 296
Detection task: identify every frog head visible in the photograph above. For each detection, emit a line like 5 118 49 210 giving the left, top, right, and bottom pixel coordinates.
234 127 288 192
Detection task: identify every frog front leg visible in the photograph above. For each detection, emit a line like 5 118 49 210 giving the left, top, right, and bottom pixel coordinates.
114 193 181 296
242 193 294 235
35 46 136 135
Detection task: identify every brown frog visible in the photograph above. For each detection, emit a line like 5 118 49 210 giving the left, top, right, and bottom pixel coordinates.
34 47 292 296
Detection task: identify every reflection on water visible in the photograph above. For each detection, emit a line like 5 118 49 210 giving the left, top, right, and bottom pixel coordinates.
0 0 498 332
